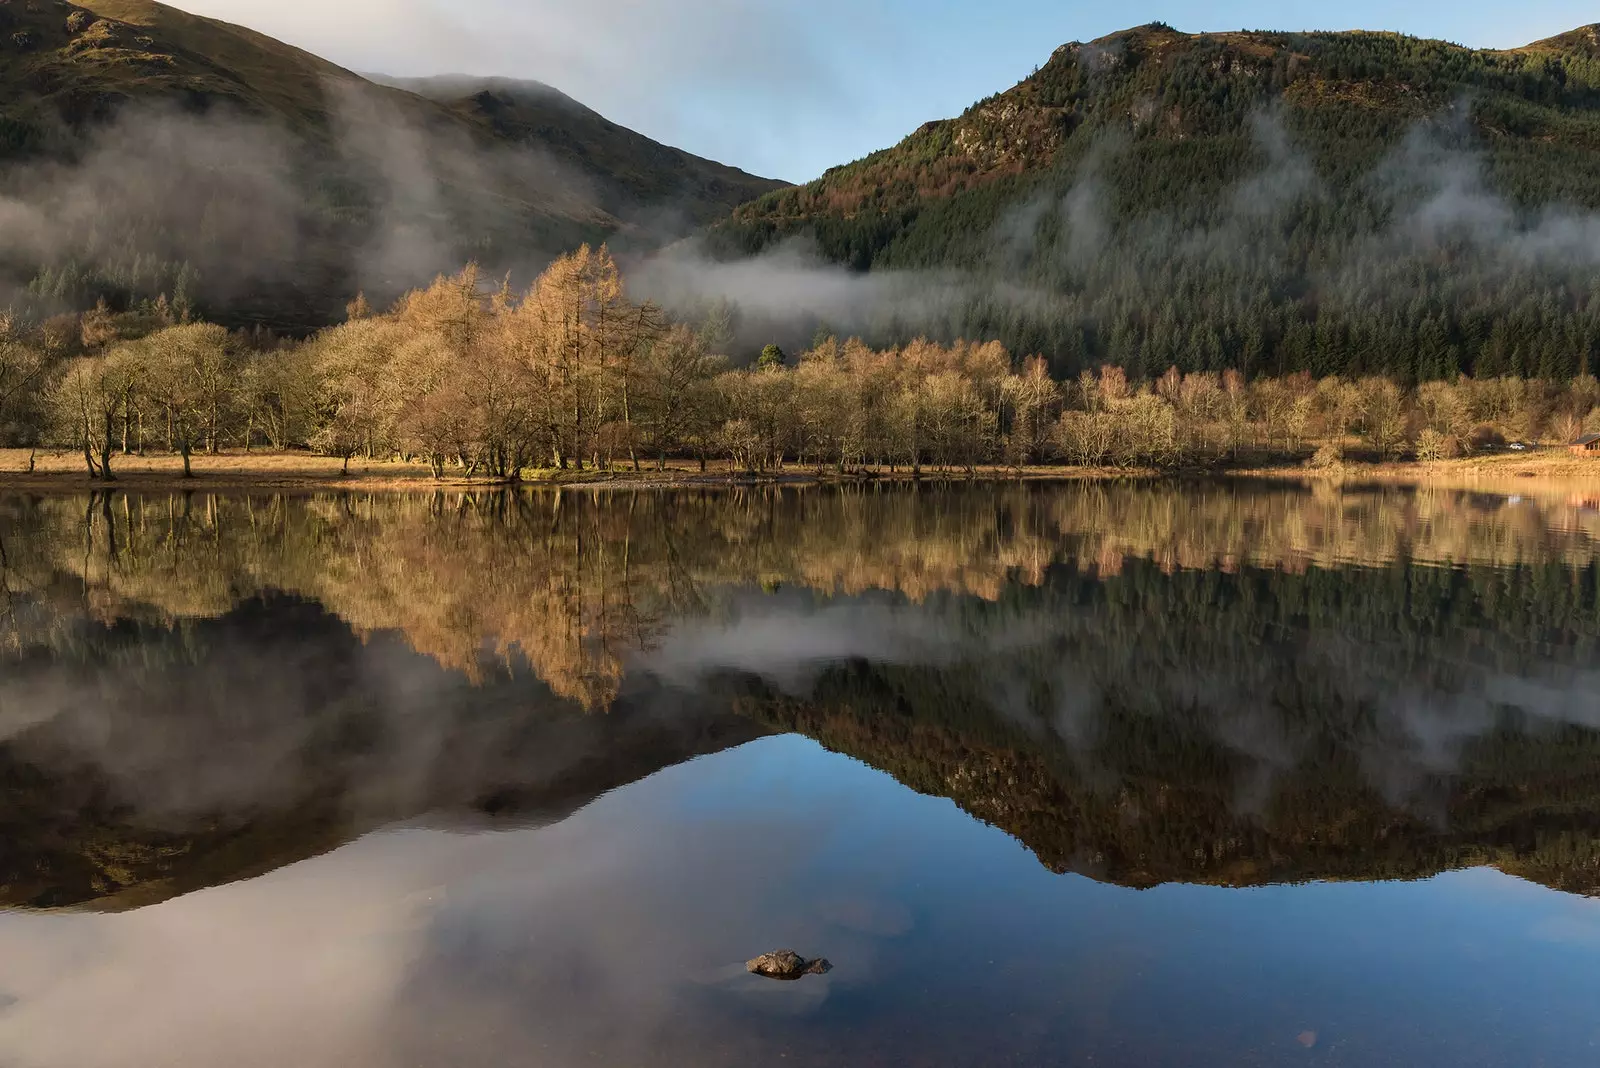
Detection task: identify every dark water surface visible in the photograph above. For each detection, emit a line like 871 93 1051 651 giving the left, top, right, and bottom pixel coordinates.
2 481 1600 1066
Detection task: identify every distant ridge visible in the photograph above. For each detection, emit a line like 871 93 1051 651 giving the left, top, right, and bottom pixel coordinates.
366 72 790 215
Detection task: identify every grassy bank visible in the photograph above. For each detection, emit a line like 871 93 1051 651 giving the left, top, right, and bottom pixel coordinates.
1 447 1599 496
0 450 1150 493
1234 449 1600 502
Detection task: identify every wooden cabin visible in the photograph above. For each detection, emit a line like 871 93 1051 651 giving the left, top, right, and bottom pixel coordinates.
1569 434 1600 457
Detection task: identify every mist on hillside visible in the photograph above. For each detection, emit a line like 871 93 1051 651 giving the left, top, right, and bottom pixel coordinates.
0 83 629 329
4 47 1599 368
633 104 1600 361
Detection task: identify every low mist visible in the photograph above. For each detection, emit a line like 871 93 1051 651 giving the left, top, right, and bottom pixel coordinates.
0 81 622 328
633 102 1600 359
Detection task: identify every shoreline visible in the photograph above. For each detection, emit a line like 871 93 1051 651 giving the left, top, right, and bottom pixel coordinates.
0 449 1597 496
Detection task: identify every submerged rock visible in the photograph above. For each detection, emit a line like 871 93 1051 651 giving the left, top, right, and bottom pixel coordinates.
746 950 831 980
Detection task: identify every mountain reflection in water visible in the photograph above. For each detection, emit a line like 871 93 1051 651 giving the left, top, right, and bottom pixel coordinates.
1 481 1600 1066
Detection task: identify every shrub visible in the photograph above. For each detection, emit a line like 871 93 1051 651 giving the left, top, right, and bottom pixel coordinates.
60 19 122 53
1308 443 1343 470
1415 428 1457 462
10 30 34 51
1467 424 1505 452
0 117 38 153
66 9 89 33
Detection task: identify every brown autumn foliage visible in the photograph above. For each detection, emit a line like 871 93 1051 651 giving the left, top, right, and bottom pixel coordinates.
7 253 1600 480
10 481 1600 712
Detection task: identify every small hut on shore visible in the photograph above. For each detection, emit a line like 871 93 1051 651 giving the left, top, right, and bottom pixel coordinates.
1569 434 1600 457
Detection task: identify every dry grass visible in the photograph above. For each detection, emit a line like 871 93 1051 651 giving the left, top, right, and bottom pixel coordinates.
1236 449 1600 501
0 449 458 492
0 450 1156 493
3 447 1597 497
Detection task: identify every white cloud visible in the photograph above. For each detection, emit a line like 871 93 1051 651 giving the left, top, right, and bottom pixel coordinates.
173 0 897 180
117 2 1600 186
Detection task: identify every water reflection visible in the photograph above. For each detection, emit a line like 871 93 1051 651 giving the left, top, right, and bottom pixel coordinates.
2 481 1600 1063
3 482 1599 904
6 737 1600 1068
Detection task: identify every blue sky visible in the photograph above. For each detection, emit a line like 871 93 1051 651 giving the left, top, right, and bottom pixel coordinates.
184 0 1598 182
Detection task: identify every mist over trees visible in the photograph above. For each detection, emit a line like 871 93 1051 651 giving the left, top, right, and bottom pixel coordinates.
5 249 1600 479
0 1 781 333
6 15 1600 401
694 25 1600 381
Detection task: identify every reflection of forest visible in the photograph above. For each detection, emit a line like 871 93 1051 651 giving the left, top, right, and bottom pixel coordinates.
0 595 762 908
2 481 1600 906
5 482 1600 706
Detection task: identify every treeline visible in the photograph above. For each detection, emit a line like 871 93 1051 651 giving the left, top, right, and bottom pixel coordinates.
6 250 1600 479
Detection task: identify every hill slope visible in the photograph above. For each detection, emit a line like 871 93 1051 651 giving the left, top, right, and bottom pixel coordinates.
701 23 1600 381
0 0 782 328
370 74 782 228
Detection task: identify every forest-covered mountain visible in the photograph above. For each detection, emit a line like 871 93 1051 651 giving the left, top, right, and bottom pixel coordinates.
701 23 1600 381
0 0 781 329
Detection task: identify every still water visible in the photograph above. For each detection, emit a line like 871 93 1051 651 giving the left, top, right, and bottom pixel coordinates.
2 480 1600 1066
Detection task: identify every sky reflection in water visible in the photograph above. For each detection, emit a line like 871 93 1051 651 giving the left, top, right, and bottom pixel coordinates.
0 735 1593 1068
3 735 1600 1067
2 482 1600 1066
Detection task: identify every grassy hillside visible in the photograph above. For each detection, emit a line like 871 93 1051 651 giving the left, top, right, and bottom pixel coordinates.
0 0 365 141
706 23 1600 381
0 0 782 329
373 74 785 225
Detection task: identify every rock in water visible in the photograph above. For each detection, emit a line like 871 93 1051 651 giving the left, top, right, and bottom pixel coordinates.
746 950 831 980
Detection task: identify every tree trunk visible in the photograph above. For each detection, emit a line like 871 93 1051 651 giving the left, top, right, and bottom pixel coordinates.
179 439 193 479
622 379 641 472
100 409 116 482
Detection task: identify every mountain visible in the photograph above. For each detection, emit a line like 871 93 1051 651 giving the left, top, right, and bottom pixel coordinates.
0 0 783 328
701 24 1600 382
368 74 782 228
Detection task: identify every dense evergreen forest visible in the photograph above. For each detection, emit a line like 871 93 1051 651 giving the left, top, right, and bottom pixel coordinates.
704 24 1600 381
